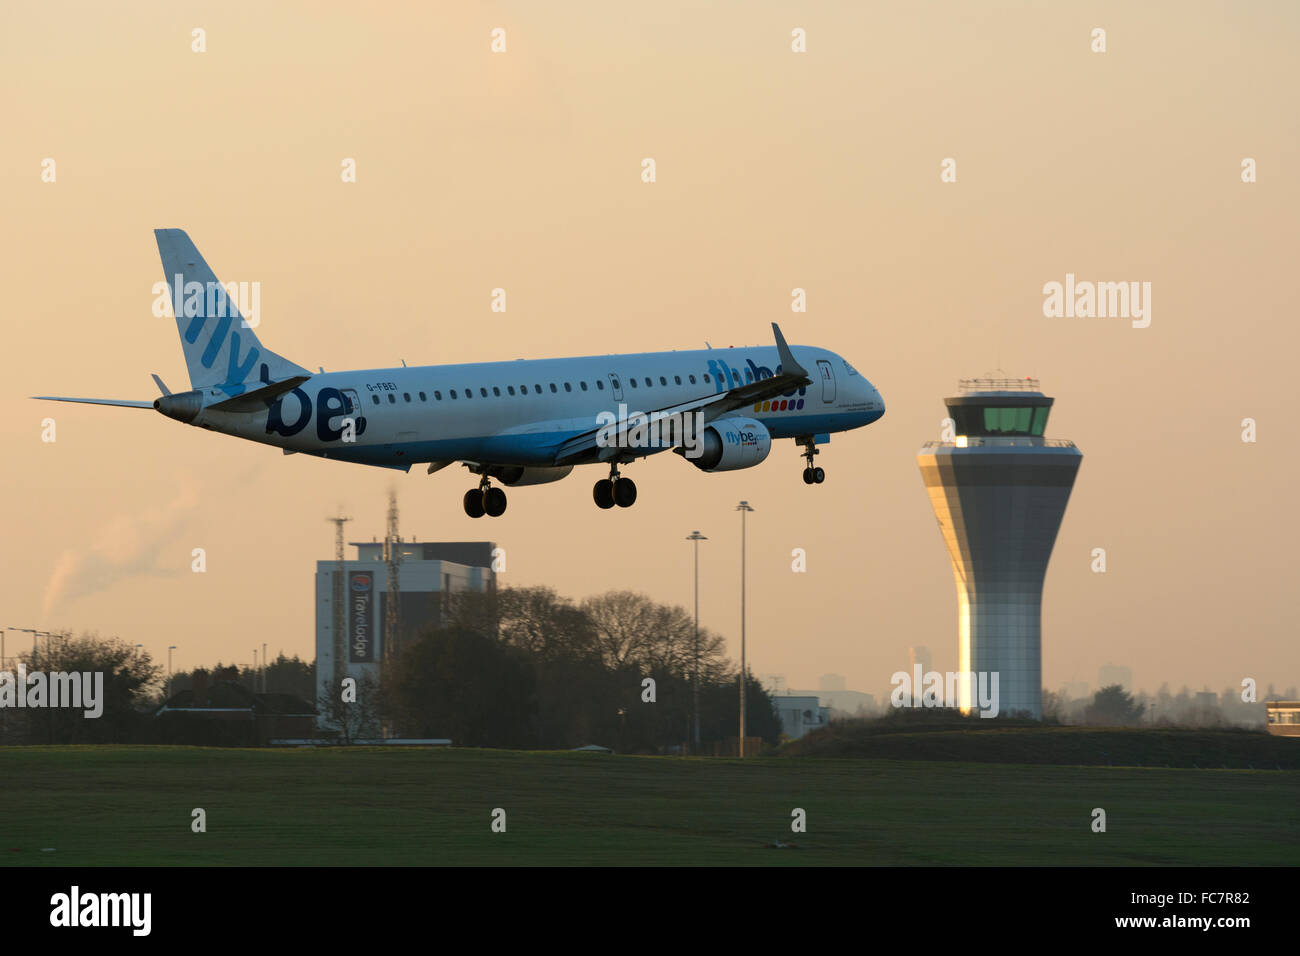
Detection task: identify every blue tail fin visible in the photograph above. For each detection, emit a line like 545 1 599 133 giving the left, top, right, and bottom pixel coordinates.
155 229 310 390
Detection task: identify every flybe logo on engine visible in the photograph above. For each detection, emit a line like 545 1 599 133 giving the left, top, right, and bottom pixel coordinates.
723 428 761 447
705 358 806 397
266 383 367 442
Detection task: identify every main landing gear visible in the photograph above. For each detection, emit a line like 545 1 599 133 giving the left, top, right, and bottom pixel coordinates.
797 436 825 485
464 476 507 518
593 463 637 510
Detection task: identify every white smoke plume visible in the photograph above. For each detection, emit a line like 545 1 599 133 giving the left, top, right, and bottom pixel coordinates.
42 478 200 616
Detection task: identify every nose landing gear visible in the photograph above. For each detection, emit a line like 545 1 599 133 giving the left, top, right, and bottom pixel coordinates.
797 436 825 484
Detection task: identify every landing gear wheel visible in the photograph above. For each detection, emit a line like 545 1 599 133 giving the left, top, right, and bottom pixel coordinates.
613 477 637 508
797 436 823 484
484 486 508 517
593 479 615 509
463 488 485 518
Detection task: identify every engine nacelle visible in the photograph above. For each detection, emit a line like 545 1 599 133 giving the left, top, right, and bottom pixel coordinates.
491 465 575 486
683 418 772 472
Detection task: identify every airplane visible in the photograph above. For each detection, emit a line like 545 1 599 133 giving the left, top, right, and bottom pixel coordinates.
35 229 885 517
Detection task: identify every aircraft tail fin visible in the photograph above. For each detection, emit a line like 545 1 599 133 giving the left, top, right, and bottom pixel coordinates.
155 229 310 390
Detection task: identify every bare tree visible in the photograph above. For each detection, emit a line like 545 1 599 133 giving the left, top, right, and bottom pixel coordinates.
316 672 383 744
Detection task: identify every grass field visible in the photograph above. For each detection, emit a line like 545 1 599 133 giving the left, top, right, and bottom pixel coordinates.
2 745 1297 865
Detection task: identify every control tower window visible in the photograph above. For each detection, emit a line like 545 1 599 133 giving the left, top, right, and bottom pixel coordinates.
986 407 1032 433
951 404 1050 436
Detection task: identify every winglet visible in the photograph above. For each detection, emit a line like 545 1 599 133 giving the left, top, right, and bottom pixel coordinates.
151 374 172 396
771 322 807 378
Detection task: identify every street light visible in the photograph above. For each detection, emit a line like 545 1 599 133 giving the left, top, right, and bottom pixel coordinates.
686 530 708 753
735 500 755 757
168 645 177 699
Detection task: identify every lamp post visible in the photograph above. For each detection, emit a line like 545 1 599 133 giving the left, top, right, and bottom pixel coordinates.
686 530 708 753
168 645 177 699
735 500 754 757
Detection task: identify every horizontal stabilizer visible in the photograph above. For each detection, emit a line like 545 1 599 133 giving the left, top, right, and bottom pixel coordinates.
32 396 154 408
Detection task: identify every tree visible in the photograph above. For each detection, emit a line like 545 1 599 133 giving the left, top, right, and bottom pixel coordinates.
385 626 535 748
7 632 162 744
316 672 384 744
1083 684 1146 727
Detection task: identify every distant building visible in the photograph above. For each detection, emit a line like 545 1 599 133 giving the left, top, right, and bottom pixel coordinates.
908 646 933 675
1098 664 1133 690
789 687 876 717
774 695 829 740
155 670 315 746
819 673 847 692
1265 701 1300 738
315 540 496 727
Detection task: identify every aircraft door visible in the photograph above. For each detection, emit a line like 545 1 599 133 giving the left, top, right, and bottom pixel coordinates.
608 373 623 402
816 360 836 402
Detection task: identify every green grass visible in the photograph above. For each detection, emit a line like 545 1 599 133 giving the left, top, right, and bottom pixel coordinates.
0 746 1296 866
780 719 1300 769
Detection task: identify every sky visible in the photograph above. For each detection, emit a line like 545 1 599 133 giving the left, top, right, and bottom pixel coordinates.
2 1 1297 703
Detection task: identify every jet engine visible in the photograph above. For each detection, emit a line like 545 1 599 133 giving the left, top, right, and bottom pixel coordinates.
680 417 772 471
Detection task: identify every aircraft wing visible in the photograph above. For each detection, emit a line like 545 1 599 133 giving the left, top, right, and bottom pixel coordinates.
551 323 811 466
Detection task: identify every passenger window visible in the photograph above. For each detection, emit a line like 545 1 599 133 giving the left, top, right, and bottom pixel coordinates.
689 375 695 384
371 395 380 405
644 377 652 387
418 391 426 401
534 384 542 394
597 380 605 390
434 391 442 400
703 373 710 383
507 385 515 395
493 386 501 396
549 383 557 393
387 394 396 404
403 393 411 402
564 382 572 392
481 388 488 397
659 376 667 385
674 375 681 385
630 379 639 388
580 381 588 391
450 390 457 399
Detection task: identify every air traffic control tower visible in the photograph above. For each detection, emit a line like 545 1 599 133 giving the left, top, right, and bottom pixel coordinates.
917 378 1082 718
